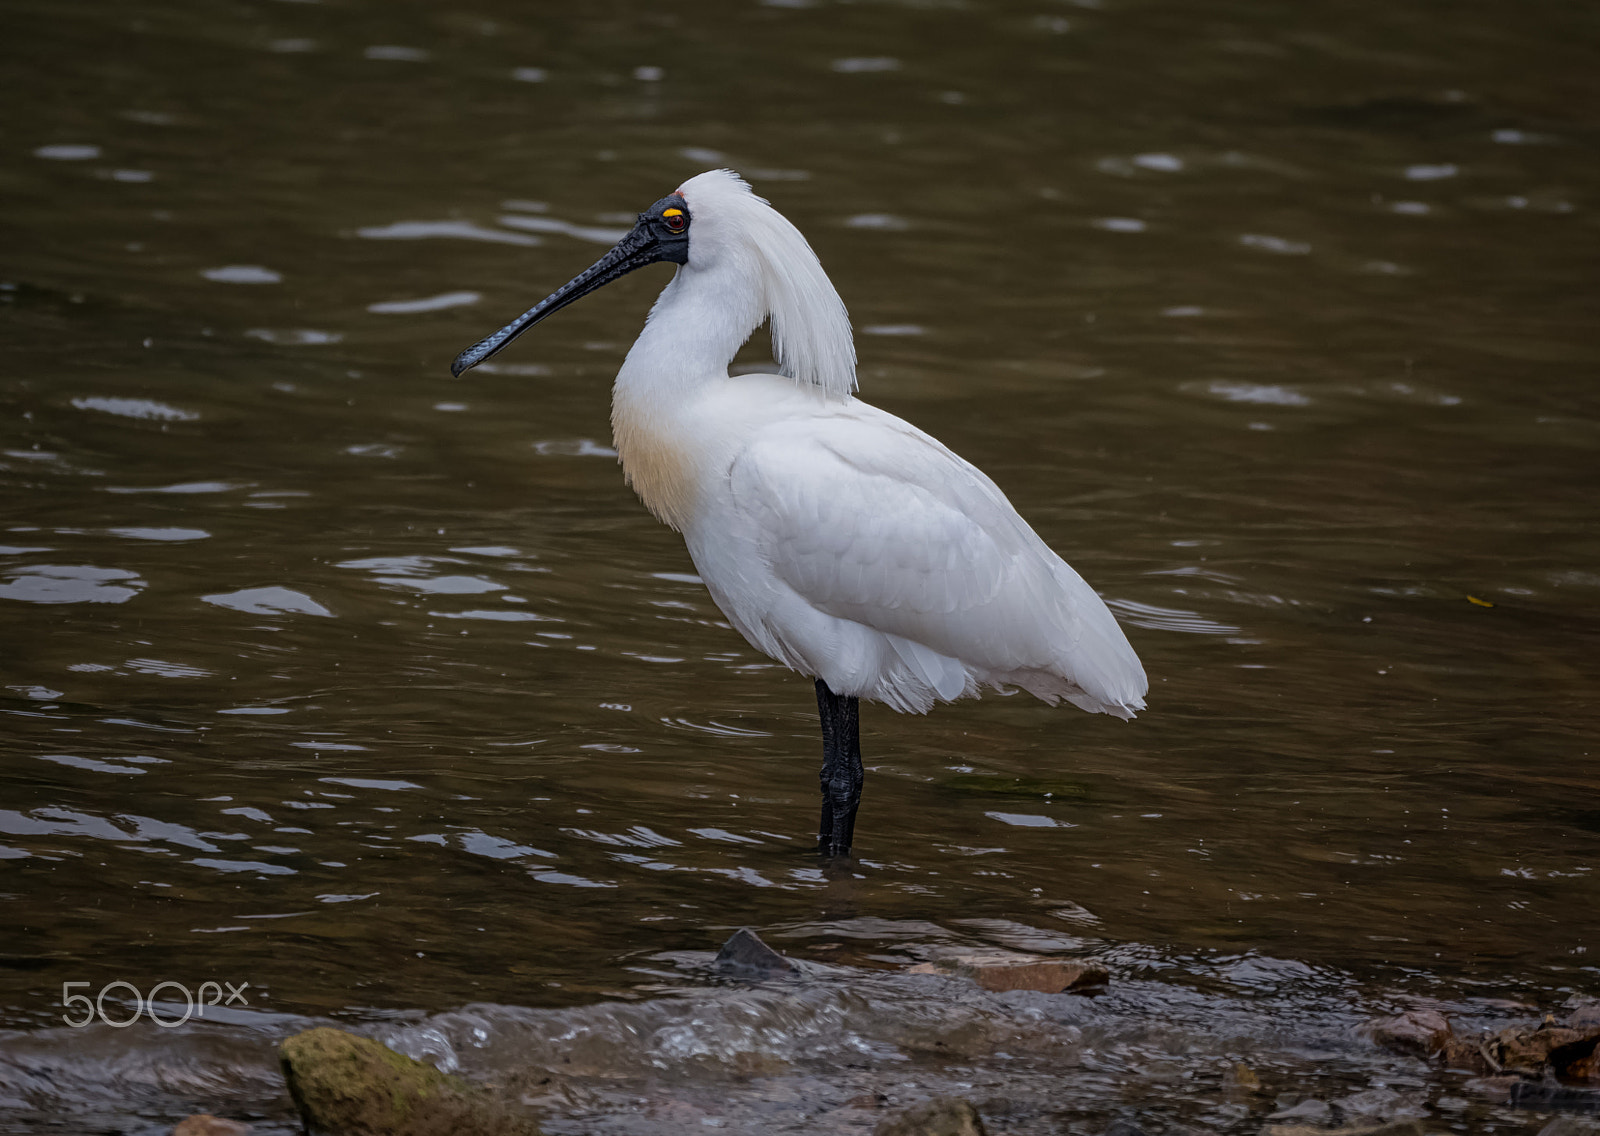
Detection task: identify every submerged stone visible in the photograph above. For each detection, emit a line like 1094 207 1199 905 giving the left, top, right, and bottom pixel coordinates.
1510 1079 1600 1112
1268 1099 1332 1124
1537 1117 1600 1136
874 1097 988 1136
1462 1076 1522 1102
1367 1009 1452 1056
1229 1063 1263 1094
279 1026 539 1135
911 951 1107 994
1266 1124 1422 1136
1567 1001 1600 1031
172 1117 251 1136
714 927 800 978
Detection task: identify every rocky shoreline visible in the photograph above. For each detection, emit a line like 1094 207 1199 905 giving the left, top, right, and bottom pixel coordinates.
146 931 1600 1136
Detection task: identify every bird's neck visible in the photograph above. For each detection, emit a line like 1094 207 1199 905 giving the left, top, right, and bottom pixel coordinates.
610 266 765 531
616 265 764 398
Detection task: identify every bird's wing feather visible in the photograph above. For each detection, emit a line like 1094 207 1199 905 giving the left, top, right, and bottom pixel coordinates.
726 406 1117 681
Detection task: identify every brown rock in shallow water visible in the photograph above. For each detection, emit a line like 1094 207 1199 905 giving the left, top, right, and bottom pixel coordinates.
1368 1009 1452 1056
279 1027 539 1136
1461 1075 1521 1102
1495 1024 1598 1075
874 1097 987 1136
172 1117 251 1136
1266 1123 1421 1136
1441 1035 1494 1074
969 958 1106 994
915 953 1107 994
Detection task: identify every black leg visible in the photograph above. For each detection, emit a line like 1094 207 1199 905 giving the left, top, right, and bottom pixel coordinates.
815 679 863 857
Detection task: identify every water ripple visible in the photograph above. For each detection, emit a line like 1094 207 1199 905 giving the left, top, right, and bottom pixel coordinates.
0 564 143 604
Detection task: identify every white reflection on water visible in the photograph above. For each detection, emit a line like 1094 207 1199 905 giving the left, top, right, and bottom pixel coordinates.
357 219 541 246
71 396 198 421
201 265 281 284
368 291 481 314
245 327 342 345
202 586 333 616
108 526 209 541
105 480 246 494
498 214 632 244
985 811 1068 828
1239 233 1311 255
0 564 143 604
1104 598 1241 636
1197 380 1312 406
34 143 100 160
35 754 167 776
363 45 430 62
531 438 618 456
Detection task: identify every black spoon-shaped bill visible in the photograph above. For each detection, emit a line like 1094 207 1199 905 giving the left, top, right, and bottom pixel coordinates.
450 221 669 378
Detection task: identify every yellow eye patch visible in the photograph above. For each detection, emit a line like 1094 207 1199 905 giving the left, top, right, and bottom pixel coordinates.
662 208 683 218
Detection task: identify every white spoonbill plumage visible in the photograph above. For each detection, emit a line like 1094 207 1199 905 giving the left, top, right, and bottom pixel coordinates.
452 169 1148 856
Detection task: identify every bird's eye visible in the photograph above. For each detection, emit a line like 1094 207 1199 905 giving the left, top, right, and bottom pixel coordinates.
661 208 687 233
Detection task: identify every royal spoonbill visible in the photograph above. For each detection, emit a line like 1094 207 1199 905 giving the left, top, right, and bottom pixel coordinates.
452 169 1147 857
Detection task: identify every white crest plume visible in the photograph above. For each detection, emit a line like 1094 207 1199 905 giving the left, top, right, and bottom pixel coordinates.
678 169 857 398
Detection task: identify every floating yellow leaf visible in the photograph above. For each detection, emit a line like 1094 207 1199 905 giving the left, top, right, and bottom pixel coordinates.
1467 595 1495 607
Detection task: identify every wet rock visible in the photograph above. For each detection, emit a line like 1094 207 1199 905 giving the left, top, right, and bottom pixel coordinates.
873 1097 987 1136
1441 1016 1600 1081
1367 1009 1452 1056
965 957 1107 994
1333 1088 1428 1123
1268 1099 1332 1124
1462 1076 1522 1102
1570 1046 1600 1082
1567 1001 1600 1031
1103 1120 1149 1136
1441 1035 1495 1074
1497 1024 1600 1076
1266 1124 1421 1136
911 952 1107 994
1509 1078 1600 1113
279 1026 539 1136
172 1117 251 1136
1537 1117 1600 1136
1229 1063 1263 1095
714 928 800 978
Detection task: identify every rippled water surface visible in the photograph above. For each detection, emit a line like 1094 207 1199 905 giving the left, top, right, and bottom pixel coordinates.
2 0 1597 1130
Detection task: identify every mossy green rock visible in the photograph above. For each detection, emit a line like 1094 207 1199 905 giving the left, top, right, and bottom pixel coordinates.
279 1027 539 1136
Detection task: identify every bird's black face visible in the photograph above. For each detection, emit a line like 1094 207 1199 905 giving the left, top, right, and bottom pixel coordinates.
450 192 692 377
644 192 692 261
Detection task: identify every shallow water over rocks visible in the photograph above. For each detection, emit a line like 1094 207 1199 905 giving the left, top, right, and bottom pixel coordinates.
0 937 1578 1134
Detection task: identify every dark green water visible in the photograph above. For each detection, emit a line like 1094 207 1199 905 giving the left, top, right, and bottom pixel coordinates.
2 0 1597 1131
